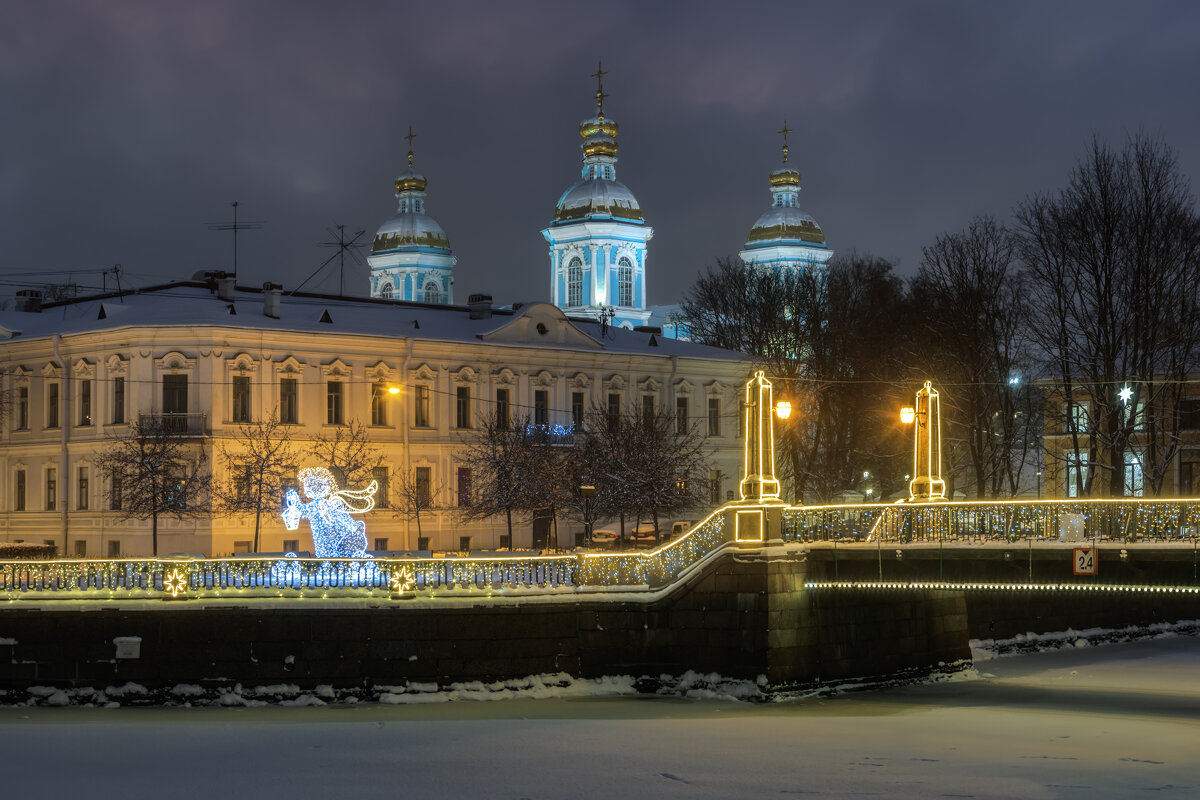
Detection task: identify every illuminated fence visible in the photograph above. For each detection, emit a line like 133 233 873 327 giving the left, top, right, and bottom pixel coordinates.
782 499 1200 544
0 513 730 601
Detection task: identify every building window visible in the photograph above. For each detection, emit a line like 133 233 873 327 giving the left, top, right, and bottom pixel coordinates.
417 536 430 551
1066 453 1087 498
371 382 388 426
456 386 472 428
414 385 431 427
112 377 125 424
380 283 394 300
374 537 389 552
607 392 621 429
642 394 655 427
110 472 122 511
676 396 689 435
283 539 299 553
457 467 471 507
571 391 585 431
14 470 25 511
45 468 56 511
47 382 59 428
233 541 252 554
535 390 549 426
162 374 188 414
567 258 583 307
107 540 121 558
496 388 510 429
230 376 251 423
1124 452 1144 498
618 258 633 307
415 466 431 506
1066 401 1089 434
372 466 389 508
499 534 511 550
1181 399 1200 431
709 469 723 505
424 281 441 304
16 387 28 430
459 536 472 553
326 381 344 425
79 380 92 426
77 466 89 510
708 397 721 436
279 377 298 424
73 540 86 557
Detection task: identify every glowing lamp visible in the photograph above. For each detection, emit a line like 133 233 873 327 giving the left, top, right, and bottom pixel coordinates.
388 385 401 395
775 400 792 420
900 406 916 424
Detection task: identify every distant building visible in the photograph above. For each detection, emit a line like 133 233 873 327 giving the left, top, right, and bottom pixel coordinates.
0 279 746 557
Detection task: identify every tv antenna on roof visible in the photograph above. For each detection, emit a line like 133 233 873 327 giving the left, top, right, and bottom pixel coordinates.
292 224 367 296
206 201 265 279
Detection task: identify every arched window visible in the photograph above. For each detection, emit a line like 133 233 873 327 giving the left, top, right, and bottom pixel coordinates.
380 283 394 300
618 258 633 307
424 281 442 304
567 258 583 307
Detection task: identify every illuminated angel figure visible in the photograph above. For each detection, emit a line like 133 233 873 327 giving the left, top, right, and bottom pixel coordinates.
282 467 378 558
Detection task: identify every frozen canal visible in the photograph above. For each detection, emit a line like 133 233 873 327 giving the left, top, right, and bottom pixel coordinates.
2 635 1198 799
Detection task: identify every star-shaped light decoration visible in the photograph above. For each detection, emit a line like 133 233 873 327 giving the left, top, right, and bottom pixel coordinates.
390 566 416 595
163 567 189 599
1118 385 1134 404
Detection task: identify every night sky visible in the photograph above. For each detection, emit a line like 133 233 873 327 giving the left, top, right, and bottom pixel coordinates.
3 0 1199 306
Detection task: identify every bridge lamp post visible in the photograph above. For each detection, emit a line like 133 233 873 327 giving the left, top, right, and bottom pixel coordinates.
900 380 946 502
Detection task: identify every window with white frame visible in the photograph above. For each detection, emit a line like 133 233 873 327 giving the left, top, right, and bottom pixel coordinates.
232 376 251 423
567 258 583 307
1124 451 1144 497
618 258 633 307
414 385 431 427
1066 452 1088 498
326 381 344 425
423 281 441 304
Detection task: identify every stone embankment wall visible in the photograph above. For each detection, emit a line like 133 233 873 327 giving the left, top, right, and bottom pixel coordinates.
2 543 1195 693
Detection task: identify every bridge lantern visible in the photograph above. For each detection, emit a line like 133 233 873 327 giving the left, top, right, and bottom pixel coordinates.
740 370 781 502
904 381 946 502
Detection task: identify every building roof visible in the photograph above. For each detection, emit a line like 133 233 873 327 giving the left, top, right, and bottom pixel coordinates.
0 281 747 363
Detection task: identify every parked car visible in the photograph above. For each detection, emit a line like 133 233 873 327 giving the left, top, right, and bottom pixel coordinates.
670 520 695 537
589 528 619 546
630 521 659 544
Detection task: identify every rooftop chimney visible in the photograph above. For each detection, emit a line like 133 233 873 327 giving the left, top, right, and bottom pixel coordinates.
262 282 282 319
468 293 493 320
217 276 236 302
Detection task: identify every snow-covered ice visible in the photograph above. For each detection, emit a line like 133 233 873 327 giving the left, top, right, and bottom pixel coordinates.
2 634 1198 798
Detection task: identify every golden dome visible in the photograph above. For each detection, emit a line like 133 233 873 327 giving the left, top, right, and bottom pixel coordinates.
769 168 801 187
395 170 427 193
579 116 619 140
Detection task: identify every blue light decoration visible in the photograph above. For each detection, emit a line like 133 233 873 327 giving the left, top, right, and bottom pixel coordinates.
282 467 378 558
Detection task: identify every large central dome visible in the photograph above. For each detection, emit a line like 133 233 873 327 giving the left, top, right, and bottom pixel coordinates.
553 178 643 223
745 206 826 247
371 212 451 253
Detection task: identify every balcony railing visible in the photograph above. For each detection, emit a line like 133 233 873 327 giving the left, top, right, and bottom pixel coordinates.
138 413 208 436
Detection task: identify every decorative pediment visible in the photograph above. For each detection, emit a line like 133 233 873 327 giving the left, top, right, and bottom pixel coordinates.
9 365 30 384
570 372 592 389
478 302 602 350
105 355 128 376
492 368 516 385
225 353 259 374
154 351 196 371
605 374 626 392
366 361 396 383
531 370 555 388
274 356 305 375
674 379 695 395
705 380 730 397
638 377 662 395
320 358 351 378
72 359 95 379
454 366 479 384
41 362 61 379
409 362 438 382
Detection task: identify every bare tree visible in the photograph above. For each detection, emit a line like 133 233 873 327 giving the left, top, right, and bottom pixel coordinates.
458 412 534 541
95 416 211 555
310 419 382 490
392 465 443 546
912 216 1039 497
212 412 297 552
1017 134 1200 496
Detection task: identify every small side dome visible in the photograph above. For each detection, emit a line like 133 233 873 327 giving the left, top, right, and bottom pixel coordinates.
746 206 826 247
394 168 427 193
372 213 451 253
769 167 801 188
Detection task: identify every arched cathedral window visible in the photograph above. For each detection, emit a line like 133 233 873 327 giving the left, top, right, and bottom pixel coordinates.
424 281 442 304
618 258 633 307
380 283 394 300
567 259 583 307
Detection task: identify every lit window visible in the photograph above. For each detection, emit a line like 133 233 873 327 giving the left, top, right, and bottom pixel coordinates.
618 258 633 307
326 381 344 425
567 258 583 307
279 378 298 424
232 376 251 423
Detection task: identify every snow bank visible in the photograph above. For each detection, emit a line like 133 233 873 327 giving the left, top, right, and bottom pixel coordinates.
971 618 1200 660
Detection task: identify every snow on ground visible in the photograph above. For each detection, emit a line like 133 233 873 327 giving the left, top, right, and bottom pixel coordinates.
2 634 1199 798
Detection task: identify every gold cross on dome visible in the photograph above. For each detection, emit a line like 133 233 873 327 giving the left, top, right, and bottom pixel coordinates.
405 125 416 168
777 121 792 163
592 60 609 116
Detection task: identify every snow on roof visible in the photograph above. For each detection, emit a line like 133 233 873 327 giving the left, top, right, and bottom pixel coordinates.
0 281 746 362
